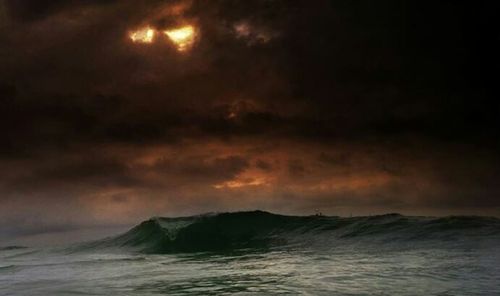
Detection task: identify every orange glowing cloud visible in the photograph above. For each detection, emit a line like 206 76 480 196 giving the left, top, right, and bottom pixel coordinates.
214 177 269 189
128 24 197 52
129 27 155 43
164 25 196 52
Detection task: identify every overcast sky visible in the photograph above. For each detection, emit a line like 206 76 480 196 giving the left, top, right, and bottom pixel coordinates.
0 0 499 240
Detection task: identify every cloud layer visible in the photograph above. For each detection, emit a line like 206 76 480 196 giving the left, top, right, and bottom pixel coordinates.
0 0 499 238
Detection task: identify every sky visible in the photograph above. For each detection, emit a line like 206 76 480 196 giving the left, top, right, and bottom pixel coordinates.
0 0 499 241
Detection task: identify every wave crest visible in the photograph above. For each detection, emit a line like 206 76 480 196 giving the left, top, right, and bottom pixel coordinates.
82 211 500 254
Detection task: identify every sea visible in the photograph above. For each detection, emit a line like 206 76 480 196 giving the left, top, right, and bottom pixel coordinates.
1 211 499 295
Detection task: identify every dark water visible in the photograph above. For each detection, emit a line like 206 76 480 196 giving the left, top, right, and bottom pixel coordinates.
1 211 499 295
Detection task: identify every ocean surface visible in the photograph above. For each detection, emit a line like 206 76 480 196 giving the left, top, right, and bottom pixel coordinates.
1 211 499 295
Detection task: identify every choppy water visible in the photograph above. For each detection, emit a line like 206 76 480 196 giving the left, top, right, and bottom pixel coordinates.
1 212 499 295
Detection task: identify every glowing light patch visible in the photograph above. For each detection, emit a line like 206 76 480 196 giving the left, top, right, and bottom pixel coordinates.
129 27 155 43
234 23 251 38
214 177 268 189
164 25 196 52
233 22 273 45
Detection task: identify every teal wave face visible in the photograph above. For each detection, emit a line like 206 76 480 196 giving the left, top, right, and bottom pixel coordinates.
80 211 500 254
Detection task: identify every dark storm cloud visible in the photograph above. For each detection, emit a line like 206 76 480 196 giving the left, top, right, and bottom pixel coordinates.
0 0 499 239
5 0 116 21
152 155 250 185
255 159 272 172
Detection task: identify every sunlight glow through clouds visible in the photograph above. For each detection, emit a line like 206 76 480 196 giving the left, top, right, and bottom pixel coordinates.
129 27 155 43
214 177 270 189
164 25 196 52
128 25 196 52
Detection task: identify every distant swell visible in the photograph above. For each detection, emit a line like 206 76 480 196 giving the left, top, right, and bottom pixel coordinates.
0 246 28 251
80 211 500 254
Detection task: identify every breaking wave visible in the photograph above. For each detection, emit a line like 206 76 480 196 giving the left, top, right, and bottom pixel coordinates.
78 211 500 254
